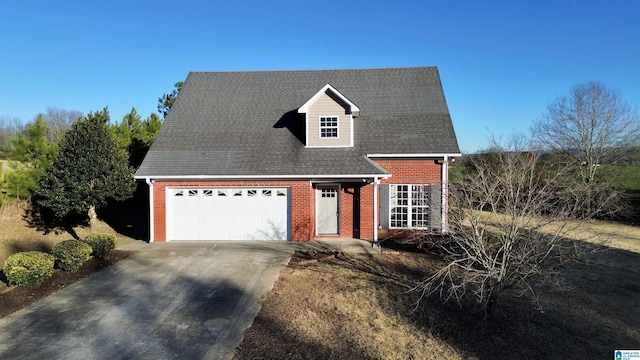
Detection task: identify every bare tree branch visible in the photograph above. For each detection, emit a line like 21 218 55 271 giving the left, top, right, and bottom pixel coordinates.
414 135 607 317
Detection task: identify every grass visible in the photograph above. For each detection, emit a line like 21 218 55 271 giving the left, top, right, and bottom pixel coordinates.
0 202 139 267
0 159 9 174
235 251 463 359
603 165 640 191
1 195 639 359
465 208 640 254
235 222 640 359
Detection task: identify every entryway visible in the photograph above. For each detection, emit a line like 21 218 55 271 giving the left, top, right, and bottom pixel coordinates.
316 185 339 235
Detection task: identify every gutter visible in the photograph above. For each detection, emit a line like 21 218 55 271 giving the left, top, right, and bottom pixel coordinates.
441 156 448 233
133 173 389 181
145 178 154 243
367 153 462 158
373 176 380 247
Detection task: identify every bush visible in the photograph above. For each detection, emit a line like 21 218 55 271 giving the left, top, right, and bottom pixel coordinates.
3 251 55 288
84 233 117 259
52 239 92 272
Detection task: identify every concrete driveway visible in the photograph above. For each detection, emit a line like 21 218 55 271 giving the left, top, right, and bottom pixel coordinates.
0 241 296 360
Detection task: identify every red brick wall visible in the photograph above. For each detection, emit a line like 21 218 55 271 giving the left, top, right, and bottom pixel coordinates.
339 185 354 238
149 160 443 242
151 180 314 242
375 159 442 184
358 159 443 239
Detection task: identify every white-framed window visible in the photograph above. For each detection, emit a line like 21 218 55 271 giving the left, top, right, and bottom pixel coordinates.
319 116 338 138
389 184 431 228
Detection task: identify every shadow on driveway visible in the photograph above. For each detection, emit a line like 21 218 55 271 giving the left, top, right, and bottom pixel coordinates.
0 241 294 359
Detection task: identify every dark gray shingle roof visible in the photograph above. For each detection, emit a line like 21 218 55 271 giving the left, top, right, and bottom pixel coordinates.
136 67 460 178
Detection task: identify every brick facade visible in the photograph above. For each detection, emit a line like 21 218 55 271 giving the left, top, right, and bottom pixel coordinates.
374 159 442 184
152 180 314 242
345 159 444 240
361 159 443 239
148 159 444 242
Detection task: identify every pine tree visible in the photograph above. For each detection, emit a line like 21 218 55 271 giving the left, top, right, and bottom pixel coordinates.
6 115 56 200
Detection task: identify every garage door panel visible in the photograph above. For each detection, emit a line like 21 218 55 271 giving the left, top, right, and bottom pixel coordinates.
247 218 287 240
168 187 289 241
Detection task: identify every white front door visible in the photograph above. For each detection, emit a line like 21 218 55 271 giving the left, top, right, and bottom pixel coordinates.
317 185 339 235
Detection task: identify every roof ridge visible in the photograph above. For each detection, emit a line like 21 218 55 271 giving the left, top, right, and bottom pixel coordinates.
187 66 438 75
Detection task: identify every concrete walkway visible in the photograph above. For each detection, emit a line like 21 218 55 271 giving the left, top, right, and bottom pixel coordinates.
0 239 379 360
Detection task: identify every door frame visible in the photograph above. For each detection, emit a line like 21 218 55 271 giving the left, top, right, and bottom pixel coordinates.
315 184 340 235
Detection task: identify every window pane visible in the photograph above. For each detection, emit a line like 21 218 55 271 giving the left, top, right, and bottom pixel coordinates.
320 116 338 138
389 184 430 229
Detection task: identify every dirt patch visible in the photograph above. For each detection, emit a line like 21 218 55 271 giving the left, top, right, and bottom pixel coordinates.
235 243 640 360
0 250 136 318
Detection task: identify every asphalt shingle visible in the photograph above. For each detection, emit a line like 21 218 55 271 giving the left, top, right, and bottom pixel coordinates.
136 67 460 178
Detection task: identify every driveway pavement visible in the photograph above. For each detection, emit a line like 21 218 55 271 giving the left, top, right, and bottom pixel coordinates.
0 241 297 360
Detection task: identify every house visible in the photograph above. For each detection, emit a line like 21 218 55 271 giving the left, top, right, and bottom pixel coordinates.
135 67 460 242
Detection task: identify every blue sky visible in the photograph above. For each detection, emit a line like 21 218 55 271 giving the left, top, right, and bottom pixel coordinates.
1 0 638 153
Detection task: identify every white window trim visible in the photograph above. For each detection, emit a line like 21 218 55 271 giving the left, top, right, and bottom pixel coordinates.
319 116 339 139
388 184 431 229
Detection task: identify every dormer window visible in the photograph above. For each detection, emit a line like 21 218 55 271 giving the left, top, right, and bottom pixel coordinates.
320 116 338 138
299 84 359 148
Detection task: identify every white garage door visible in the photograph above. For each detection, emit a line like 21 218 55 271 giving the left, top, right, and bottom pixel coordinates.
167 187 289 241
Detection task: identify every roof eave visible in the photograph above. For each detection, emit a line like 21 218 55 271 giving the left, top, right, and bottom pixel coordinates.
366 153 462 158
134 173 390 181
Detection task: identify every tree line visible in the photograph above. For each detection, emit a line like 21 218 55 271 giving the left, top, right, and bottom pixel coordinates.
0 108 81 158
0 81 183 232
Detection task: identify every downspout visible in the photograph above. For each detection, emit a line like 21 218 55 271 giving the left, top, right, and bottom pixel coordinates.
373 176 379 247
145 178 155 243
441 156 448 233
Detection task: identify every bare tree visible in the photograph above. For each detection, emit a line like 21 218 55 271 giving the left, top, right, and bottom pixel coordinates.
0 116 24 156
42 108 83 142
533 82 639 217
534 82 639 178
415 136 602 317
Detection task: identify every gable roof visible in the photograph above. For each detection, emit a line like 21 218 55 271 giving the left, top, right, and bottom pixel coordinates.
298 84 360 116
136 67 460 178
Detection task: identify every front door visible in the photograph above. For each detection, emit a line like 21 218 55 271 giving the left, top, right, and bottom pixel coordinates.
317 185 339 234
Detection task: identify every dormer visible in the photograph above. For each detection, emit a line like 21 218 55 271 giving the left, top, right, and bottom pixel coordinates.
298 84 360 148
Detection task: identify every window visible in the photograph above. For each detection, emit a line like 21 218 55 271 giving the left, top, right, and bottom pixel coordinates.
321 188 337 198
389 184 430 228
319 116 338 138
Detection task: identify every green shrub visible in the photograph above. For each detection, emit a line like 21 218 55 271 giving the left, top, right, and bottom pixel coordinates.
84 233 117 259
52 239 92 272
3 251 55 288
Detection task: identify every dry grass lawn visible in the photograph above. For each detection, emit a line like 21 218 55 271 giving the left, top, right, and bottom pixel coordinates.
0 159 9 174
0 203 138 266
1 199 638 359
235 223 640 360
